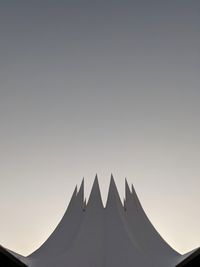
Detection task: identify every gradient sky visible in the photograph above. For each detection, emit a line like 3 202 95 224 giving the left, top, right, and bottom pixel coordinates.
0 0 199 256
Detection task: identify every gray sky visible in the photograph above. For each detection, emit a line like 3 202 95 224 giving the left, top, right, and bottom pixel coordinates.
0 0 199 256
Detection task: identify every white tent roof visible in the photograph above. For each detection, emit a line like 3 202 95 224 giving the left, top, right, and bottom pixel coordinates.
1 176 199 267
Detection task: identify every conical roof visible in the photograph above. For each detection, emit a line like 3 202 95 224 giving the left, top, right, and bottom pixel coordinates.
1 176 199 267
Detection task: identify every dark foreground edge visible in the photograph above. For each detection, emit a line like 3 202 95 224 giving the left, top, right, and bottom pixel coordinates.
176 247 200 267
0 245 27 267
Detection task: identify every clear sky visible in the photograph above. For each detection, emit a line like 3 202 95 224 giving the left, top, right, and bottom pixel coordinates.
0 0 199 256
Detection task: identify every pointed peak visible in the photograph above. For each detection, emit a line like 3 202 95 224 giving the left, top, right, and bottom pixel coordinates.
94 174 98 182
87 175 103 209
78 178 84 193
70 185 78 201
76 178 84 205
93 174 99 186
131 183 141 206
81 177 84 187
110 173 117 186
131 183 137 196
125 180 135 210
125 178 132 201
73 185 78 196
68 185 77 206
109 174 116 188
125 178 131 198
106 175 123 208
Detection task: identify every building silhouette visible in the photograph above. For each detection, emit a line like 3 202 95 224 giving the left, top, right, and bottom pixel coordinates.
0 176 199 266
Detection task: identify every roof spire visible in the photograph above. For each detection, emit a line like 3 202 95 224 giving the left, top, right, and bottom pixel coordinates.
131 183 140 206
76 178 84 207
106 174 123 209
124 178 132 209
87 174 103 209
125 178 131 200
66 185 77 211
